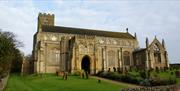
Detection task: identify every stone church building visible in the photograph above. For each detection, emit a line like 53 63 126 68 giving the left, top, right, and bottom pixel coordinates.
32 13 169 74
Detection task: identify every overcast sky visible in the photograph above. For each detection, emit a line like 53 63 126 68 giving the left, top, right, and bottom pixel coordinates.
0 0 180 63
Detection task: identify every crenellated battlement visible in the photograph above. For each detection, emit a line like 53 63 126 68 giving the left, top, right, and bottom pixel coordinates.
38 12 54 18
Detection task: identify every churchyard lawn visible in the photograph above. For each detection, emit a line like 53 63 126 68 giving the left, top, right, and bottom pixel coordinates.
177 78 180 84
4 74 128 91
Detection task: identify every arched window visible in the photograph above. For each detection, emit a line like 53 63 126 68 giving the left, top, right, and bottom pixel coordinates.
153 43 160 52
123 51 130 66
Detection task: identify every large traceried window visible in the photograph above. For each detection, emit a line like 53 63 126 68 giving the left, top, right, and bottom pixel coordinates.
108 50 116 67
153 44 161 63
123 51 130 66
154 52 161 63
153 43 160 52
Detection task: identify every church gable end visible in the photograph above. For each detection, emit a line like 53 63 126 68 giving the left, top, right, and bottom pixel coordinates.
146 37 169 69
148 38 165 51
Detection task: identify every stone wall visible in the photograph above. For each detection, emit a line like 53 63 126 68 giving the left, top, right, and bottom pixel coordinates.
120 85 180 91
0 75 9 91
34 32 139 74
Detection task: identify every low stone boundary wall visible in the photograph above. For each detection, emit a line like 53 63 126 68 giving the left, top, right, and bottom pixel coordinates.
120 85 180 91
0 75 9 91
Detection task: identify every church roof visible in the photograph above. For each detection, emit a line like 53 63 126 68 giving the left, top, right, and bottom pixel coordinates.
41 25 135 39
133 48 146 53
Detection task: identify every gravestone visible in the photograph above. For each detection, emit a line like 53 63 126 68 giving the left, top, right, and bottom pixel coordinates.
175 71 180 78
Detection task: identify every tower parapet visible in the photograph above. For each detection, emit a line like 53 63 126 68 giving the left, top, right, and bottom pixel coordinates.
37 13 55 32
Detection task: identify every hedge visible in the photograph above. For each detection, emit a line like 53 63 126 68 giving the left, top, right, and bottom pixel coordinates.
96 71 176 86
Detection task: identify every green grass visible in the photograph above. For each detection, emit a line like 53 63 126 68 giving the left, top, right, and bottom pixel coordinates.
4 74 128 91
177 78 180 85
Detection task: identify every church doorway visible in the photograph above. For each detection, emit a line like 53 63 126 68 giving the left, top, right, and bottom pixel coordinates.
81 55 90 74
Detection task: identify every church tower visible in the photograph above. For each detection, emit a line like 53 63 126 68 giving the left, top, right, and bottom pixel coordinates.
37 13 55 32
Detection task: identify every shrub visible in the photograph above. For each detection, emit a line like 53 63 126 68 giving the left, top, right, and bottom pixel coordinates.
117 67 122 74
96 71 176 86
147 70 151 79
120 75 142 84
140 79 151 86
140 71 147 79
170 72 174 75
98 71 108 78
164 67 168 72
129 67 132 72
96 71 142 84
149 77 176 86
155 67 159 73
96 71 104 76
154 73 158 77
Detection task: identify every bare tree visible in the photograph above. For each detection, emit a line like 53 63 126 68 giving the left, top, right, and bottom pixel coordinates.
0 29 23 78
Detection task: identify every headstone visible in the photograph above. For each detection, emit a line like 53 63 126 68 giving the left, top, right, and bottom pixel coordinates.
80 70 85 78
85 71 88 79
63 71 68 80
175 71 180 78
